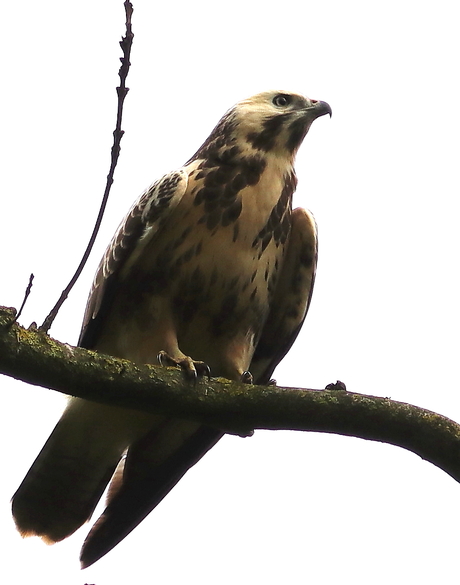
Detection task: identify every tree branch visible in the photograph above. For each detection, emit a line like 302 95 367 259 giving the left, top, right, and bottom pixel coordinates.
2 305 460 483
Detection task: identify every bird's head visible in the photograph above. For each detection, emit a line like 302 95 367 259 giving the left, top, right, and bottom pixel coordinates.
236 90 331 157
189 90 331 165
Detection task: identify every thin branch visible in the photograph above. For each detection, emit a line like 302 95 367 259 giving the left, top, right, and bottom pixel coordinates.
2 305 460 483
40 1 134 333
11 274 34 325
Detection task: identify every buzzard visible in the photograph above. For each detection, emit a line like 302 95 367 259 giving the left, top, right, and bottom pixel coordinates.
12 90 331 567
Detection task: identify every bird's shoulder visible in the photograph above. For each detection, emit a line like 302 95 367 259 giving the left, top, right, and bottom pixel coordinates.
78 167 190 348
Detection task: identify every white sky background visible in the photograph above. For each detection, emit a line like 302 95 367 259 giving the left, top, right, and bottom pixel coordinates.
1 0 459 583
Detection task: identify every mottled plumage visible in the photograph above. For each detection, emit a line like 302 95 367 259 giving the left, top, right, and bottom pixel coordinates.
12 90 331 567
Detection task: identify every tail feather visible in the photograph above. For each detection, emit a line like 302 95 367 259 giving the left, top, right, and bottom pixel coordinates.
12 398 156 542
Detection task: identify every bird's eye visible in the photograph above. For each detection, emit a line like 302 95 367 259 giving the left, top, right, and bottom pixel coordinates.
272 94 291 107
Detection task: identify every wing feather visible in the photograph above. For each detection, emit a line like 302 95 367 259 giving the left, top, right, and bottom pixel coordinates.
78 169 188 348
80 425 223 568
250 207 318 384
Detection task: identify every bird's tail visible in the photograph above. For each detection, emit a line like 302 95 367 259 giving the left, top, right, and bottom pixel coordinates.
12 398 156 543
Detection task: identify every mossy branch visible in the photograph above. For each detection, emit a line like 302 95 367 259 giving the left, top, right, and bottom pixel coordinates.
2 305 460 483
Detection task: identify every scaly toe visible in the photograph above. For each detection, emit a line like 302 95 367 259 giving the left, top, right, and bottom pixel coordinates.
157 350 180 368
177 356 199 380
157 351 211 381
193 361 211 380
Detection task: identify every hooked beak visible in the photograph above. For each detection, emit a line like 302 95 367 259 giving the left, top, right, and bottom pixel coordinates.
306 99 332 119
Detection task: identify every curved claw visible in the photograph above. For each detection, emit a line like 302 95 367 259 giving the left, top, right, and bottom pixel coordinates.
157 350 179 368
241 371 254 384
194 361 211 380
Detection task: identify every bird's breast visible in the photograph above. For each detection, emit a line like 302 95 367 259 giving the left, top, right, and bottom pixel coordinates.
117 158 296 352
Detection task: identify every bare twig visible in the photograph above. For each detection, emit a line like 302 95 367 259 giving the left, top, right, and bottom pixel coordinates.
40 1 135 333
8 274 34 327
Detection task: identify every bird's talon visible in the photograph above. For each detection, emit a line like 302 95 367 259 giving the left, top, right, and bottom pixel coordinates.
194 361 211 380
325 380 347 392
180 358 198 381
241 371 253 384
157 350 180 368
158 351 210 381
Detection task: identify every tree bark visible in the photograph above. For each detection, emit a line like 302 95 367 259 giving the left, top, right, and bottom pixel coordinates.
2 305 460 483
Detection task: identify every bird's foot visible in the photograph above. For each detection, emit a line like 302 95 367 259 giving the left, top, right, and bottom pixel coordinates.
241 371 254 384
325 380 347 392
157 350 211 381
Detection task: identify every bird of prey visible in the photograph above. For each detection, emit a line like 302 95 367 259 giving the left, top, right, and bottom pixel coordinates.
12 90 331 567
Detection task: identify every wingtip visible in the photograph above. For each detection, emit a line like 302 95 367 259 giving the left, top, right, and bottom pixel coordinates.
79 510 119 569
80 536 106 569
80 554 95 570
79 517 108 568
